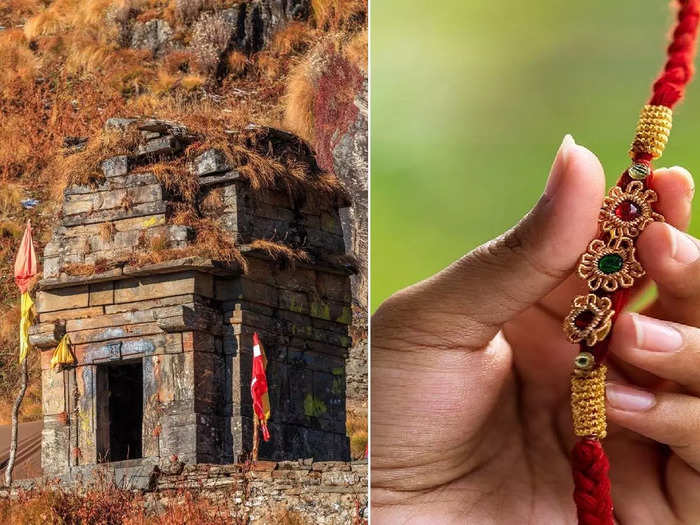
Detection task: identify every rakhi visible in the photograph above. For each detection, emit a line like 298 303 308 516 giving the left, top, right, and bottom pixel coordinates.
562 1 700 523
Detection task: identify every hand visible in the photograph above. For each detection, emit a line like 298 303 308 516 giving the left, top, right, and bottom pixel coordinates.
371 135 700 524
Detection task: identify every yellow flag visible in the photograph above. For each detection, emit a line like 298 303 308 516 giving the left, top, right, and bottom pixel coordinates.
51 334 74 371
19 292 34 364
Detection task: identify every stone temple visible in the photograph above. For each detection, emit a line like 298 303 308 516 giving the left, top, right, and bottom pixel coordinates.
29 119 353 479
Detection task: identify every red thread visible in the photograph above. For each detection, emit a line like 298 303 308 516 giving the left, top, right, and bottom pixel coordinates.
571 438 614 525
571 3 700 523
649 0 700 108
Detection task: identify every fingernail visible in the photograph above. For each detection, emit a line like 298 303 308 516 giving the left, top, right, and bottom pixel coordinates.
606 383 656 411
630 313 683 352
669 225 699 264
544 134 575 197
670 165 695 198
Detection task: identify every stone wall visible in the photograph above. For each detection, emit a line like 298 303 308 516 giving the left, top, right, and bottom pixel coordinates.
1 460 368 524
150 459 368 523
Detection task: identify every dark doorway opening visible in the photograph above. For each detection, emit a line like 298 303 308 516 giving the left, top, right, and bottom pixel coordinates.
96 360 143 462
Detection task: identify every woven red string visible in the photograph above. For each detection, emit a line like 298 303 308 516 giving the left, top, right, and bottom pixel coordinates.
571 2 700 524
572 438 613 525
649 0 700 108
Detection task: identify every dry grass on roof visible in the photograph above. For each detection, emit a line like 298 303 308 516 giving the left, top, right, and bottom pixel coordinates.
51 127 144 199
149 157 201 204
249 239 310 268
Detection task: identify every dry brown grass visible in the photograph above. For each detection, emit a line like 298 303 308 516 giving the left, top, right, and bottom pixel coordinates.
0 185 23 216
200 188 224 213
345 28 367 72
149 158 200 203
0 483 241 524
282 56 315 142
311 0 366 31
0 304 42 424
249 239 310 267
346 409 367 459
51 128 144 199
0 221 24 242
99 222 117 242
226 50 249 78
63 263 98 277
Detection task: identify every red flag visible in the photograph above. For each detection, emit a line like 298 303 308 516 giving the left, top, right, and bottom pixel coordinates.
14 220 37 293
251 332 271 441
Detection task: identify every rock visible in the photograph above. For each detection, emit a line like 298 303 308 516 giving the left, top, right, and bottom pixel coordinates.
130 19 172 56
331 79 368 409
136 136 181 158
101 155 129 178
104 118 137 132
63 136 88 151
198 171 241 188
235 0 311 53
193 149 231 176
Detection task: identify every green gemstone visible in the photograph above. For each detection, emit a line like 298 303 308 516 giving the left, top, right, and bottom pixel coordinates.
598 253 623 274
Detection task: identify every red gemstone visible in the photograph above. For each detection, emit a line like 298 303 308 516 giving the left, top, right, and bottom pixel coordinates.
614 200 640 221
574 310 594 329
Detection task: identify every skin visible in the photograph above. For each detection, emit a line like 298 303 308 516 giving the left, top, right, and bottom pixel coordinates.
371 135 700 524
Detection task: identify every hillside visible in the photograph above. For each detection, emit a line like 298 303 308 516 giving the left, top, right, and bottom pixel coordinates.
0 0 367 459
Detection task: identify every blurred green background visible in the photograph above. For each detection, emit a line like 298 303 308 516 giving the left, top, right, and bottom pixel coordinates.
371 0 700 312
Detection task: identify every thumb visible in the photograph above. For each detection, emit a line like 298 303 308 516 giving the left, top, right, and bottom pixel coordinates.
375 135 606 352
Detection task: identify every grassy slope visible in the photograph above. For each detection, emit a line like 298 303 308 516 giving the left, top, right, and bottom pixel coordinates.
0 0 366 461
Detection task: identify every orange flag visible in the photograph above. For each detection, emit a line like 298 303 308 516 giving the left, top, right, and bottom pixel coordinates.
251 332 271 441
14 220 37 293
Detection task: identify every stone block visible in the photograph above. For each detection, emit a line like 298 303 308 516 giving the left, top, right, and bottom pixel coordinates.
63 200 167 227
44 257 60 279
42 424 69 477
62 198 93 216
198 171 242 188
216 278 278 307
194 149 231 176
101 155 129 177
279 289 309 314
89 282 114 306
114 273 198 303
137 135 180 157
104 117 137 132
38 286 90 313
40 306 105 324
42 369 66 415
104 294 194 314
69 322 162 345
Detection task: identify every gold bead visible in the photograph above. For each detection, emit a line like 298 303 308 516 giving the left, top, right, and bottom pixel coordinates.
630 104 673 159
571 364 607 439
628 163 651 180
574 352 595 373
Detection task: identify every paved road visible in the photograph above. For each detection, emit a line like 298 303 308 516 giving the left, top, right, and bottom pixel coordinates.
0 420 42 480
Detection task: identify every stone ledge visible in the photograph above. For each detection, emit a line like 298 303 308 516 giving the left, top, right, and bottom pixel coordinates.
240 246 355 276
39 258 242 291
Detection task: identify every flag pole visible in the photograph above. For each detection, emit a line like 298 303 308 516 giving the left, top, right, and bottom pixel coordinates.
6 220 37 486
5 357 28 486
252 415 260 461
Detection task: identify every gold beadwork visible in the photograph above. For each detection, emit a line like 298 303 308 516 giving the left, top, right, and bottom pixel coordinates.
578 237 644 292
571 364 607 438
599 181 664 238
563 294 614 346
630 104 673 159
